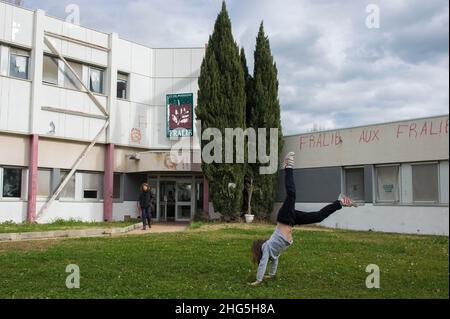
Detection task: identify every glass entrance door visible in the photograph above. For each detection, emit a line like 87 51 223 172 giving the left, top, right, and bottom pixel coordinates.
176 180 193 221
159 181 176 222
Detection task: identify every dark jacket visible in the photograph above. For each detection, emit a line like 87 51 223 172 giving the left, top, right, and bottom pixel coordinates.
139 191 155 211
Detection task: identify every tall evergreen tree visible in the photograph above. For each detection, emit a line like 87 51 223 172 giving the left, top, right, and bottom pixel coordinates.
250 22 284 217
240 47 256 215
196 1 246 218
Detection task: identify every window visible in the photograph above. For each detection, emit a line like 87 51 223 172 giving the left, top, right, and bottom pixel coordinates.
177 183 192 202
89 67 104 94
9 48 29 80
113 174 122 199
42 55 59 85
2 167 22 198
376 165 400 202
344 167 365 201
82 172 103 200
117 73 128 99
412 163 439 203
64 61 83 90
58 170 76 200
37 169 52 198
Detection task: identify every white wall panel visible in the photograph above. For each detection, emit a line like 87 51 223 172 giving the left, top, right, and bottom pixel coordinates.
172 77 192 95
131 44 151 76
0 201 27 223
0 3 13 43
11 6 34 46
154 48 173 77
290 202 450 236
191 48 205 77
117 39 132 72
173 49 191 78
0 77 31 133
129 73 151 105
111 100 131 145
153 78 172 106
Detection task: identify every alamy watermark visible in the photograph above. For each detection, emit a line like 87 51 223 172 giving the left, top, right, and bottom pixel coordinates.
168 121 280 175
365 264 380 289
66 264 80 289
366 4 381 29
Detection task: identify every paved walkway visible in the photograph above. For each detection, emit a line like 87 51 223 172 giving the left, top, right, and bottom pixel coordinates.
0 222 190 242
122 223 189 236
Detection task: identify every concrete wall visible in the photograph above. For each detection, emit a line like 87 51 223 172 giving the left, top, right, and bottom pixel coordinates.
283 115 449 169
292 202 449 236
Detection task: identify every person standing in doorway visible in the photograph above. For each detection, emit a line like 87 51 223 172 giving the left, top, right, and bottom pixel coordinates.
138 183 155 230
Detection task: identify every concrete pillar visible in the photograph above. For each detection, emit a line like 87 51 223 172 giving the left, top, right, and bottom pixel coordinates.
103 143 114 221
203 176 209 215
27 134 39 223
29 9 45 133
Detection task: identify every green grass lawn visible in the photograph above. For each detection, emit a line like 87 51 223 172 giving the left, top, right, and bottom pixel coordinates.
0 223 447 299
0 219 138 234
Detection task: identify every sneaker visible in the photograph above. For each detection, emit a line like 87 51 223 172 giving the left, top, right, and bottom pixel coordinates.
283 152 295 169
338 194 358 207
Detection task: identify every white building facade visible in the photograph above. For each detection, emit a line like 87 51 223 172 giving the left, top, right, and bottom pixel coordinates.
0 2 207 224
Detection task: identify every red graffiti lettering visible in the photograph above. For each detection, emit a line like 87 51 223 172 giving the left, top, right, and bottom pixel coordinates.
409 123 417 138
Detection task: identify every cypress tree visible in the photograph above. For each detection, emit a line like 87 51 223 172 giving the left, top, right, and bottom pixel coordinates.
250 22 284 217
196 1 246 218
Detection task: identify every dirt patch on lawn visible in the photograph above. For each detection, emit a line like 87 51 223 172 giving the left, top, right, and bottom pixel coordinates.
0 238 61 253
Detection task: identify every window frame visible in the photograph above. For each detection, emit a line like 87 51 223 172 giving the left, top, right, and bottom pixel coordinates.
375 164 401 204
343 166 366 203
37 168 52 199
411 161 440 205
113 173 124 202
42 54 60 85
8 47 30 80
81 171 104 202
117 72 129 100
88 66 104 94
57 169 77 201
0 166 24 200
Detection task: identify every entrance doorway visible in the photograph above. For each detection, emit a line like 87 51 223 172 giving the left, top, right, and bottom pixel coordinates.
149 176 202 222
159 181 176 222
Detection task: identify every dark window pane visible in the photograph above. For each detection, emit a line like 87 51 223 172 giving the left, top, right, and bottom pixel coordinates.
9 54 29 79
89 68 103 93
3 168 22 198
412 164 439 202
84 190 98 199
42 55 58 84
117 79 127 99
113 174 121 199
345 168 365 201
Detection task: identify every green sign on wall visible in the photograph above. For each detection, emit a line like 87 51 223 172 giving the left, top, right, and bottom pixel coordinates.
166 93 194 138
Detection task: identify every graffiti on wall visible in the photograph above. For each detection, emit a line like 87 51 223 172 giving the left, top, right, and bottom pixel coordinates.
298 118 449 151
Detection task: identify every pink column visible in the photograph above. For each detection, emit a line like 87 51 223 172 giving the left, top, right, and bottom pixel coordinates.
203 176 209 215
103 143 114 222
27 134 39 223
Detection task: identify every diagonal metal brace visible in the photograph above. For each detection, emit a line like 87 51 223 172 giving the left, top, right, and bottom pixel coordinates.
37 120 110 220
44 36 109 117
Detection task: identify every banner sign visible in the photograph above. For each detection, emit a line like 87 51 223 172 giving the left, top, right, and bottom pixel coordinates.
166 93 194 138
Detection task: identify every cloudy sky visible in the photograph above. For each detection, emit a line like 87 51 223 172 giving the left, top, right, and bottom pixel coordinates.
24 0 449 135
